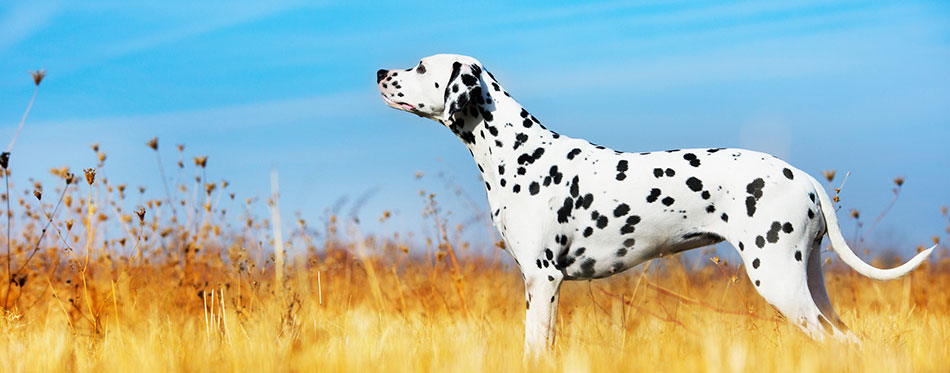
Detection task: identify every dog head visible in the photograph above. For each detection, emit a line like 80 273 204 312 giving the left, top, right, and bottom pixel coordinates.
378 54 486 122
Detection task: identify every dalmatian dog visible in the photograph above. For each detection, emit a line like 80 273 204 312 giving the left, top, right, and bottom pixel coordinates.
376 54 936 353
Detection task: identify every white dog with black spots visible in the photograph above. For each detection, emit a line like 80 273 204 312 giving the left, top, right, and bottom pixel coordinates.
376 54 935 354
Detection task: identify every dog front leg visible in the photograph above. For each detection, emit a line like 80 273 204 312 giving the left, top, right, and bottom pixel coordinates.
523 267 563 356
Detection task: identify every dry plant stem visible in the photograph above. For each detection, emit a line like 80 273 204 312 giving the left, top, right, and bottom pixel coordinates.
153 150 177 219
270 168 284 290
709 257 752 313
430 207 469 316
5 85 39 153
14 184 69 276
3 171 10 309
861 186 901 245
81 182 97 332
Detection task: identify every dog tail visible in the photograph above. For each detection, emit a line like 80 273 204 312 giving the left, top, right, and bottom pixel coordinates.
807 174 935 280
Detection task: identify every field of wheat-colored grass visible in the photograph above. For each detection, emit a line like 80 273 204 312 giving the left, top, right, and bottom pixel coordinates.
0 139 947 372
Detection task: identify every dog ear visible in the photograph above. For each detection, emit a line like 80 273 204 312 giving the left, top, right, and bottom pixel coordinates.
442 62 483 121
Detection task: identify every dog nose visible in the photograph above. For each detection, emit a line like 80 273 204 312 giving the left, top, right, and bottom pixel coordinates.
377 69 388 83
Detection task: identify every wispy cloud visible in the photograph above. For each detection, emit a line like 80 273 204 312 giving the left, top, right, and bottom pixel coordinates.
52 1 313 76
26 89 371 133
0 3 61 52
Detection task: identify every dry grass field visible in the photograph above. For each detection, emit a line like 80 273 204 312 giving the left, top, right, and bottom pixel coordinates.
0 141 947 373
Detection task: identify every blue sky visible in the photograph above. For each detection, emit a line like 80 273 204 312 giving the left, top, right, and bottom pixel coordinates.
0 1 948 256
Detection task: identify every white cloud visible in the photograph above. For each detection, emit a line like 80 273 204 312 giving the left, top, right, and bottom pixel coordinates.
0 3 61 52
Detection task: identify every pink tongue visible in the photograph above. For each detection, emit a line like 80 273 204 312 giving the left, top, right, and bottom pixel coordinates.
401 103 415 110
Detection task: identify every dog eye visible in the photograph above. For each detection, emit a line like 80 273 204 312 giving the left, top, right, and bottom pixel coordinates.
416 63 426 74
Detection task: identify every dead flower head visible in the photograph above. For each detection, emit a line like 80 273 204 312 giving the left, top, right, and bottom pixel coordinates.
134 207 146 223
31 70 45 86
822 170 836 183
194 156 208 168
147 137 158 151
83 168 96 185
893 177 904 187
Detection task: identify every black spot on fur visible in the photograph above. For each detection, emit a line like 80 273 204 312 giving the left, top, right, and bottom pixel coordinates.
767 221 782 243
705 204 716 213
583 227 593 237
567 148 581 160
783 168 794 180
653 168 663 178
557 197 573 223
613 204 629 217
795 251 802 261
529 182 540 195
752 258 760 269
683 153 701 167
782 222 794 233
580 259 596 277
686 177 703 192
745 197 757 217
721 213 729 222
616 248 627 257
661 196 675 206
646 188 661 203
756 236 766 248
581 194 593 209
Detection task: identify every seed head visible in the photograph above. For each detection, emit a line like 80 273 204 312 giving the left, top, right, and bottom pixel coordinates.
134 207 146 223
177 144 185 153
0 152 9 169
31 70 45 86
91 143 99 152
33 187 42 201
147 137 158 151
893 177 904 187
83 168 95 185
822 170 836 183
65 219 74 231
849 209 860 219
194 156 208 168
64 172 75 185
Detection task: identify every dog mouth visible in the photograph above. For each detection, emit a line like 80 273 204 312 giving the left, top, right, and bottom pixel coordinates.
381 93 416 111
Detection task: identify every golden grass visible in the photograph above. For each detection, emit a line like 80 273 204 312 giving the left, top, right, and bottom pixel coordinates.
0 230 948 372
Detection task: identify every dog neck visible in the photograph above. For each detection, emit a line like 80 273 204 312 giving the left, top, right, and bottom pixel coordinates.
437 73 559 193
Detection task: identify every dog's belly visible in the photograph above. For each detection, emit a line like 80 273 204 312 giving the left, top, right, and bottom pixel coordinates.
558 224 725 280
